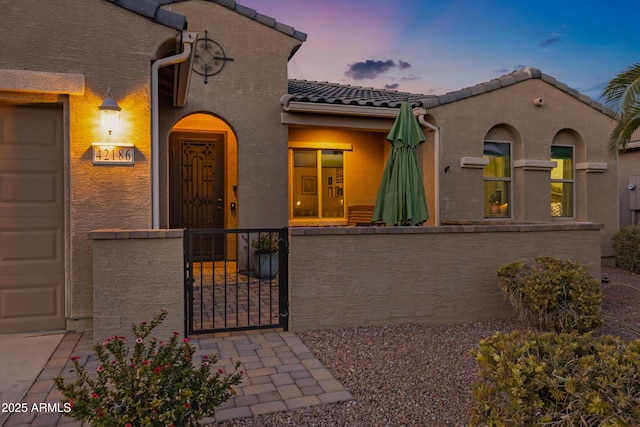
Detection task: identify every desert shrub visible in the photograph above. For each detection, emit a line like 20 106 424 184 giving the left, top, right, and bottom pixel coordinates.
54 310 242 427
496 256 603 333
469 331 640 426
612 225 640 273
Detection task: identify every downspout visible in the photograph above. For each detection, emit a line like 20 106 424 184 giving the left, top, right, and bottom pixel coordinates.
417 110 441 226
151 31 198 229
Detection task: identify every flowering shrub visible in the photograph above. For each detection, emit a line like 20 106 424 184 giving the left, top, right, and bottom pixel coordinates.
54 310 242 426
469 331 640 426
496 256 603 333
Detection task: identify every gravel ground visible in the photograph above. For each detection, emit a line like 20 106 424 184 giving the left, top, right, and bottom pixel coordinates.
218 265 640 427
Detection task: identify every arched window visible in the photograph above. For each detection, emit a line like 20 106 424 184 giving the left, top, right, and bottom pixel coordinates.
483 141 511 217
550 145 574 217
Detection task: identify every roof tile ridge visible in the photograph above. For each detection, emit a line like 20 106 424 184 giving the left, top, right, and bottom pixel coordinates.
421 66 605 113
289 79 425 96
107 0 187 30
210 0 307 41
145 0 307 41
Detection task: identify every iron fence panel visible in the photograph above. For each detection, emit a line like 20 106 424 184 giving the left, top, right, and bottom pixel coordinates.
184 228 288 335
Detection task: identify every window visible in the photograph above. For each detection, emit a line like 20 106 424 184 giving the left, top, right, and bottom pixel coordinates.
483 142 511 217
550 145 574 217
292 149 344 219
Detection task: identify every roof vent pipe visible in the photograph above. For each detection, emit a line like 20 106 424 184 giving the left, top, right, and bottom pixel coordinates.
151 31 198 229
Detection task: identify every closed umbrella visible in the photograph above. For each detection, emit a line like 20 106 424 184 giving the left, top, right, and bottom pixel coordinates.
372 102 429 226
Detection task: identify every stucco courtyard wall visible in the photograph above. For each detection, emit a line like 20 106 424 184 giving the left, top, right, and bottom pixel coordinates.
90 230 184 340
288 223 603 331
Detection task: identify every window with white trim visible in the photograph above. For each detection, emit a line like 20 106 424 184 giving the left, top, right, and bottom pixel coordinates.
291 149 344 219
483 141 511 217
550 145 574 217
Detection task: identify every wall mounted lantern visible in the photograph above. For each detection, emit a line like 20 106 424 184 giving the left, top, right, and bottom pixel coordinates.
98 87 121 135
93 87 134 165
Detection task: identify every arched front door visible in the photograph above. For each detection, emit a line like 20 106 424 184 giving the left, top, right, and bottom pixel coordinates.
169 131 225 259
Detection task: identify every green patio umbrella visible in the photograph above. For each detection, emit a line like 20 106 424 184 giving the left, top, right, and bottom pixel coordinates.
372 102 429 226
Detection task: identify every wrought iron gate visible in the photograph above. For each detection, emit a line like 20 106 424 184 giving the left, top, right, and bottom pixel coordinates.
184 228 289 335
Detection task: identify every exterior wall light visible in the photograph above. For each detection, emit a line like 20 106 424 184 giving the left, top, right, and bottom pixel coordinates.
93 88 134 165
98 87 121 135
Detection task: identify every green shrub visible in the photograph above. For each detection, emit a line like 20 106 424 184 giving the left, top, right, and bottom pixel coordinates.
612 225 640 273
469 331 640 426
496 256 603 333
54 310 242 427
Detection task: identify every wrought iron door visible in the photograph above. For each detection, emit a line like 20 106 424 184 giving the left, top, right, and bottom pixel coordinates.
170 132 225 260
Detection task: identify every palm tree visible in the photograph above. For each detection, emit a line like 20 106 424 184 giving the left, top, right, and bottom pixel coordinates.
601 63 640 155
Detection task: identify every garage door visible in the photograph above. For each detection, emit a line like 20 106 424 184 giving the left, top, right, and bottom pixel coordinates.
0 104 65 333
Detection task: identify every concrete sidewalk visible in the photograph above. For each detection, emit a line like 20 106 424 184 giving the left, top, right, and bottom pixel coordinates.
0 331 65 426
1 329 353 426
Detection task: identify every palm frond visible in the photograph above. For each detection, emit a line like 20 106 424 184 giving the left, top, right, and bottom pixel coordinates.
608 114 640 155
601 63 640 114
602 63 640 155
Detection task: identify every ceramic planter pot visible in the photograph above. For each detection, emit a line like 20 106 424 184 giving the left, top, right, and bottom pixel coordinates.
254 252 279 279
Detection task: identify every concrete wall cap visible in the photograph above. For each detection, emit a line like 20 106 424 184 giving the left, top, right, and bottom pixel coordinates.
288 222 604 235
89 228 184 239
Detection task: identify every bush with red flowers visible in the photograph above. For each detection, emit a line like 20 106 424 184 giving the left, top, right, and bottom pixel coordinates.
54 310 242 426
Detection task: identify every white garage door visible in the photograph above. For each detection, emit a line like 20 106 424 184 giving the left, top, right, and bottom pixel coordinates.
0 104 65 333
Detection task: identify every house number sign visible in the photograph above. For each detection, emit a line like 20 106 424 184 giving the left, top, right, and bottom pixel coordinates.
92 143 135 165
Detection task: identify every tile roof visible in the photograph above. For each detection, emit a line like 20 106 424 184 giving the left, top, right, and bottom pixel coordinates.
106 0 187 29
107 0 307 41
285 80 429 109
205 0 308 42
285 67 607 114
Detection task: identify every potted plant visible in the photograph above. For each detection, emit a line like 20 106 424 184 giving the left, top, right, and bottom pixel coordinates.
488 193 501 214
250 232 279 279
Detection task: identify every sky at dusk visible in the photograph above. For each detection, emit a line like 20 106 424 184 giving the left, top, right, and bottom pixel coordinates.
239 0 640 101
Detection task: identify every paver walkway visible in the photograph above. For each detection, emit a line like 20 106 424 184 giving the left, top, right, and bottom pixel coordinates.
4 329 353 426
191 261 280 331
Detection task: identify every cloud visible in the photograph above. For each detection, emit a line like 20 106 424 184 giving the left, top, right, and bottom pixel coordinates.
539 33 561 47
345 59 395 79
576 78 609 100
384 83 400 90
493 65 527 75
344 59 411 80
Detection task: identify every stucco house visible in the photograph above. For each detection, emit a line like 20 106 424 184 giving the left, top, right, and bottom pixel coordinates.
283 70 617 235
283 70 617 330
0 0 617 335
